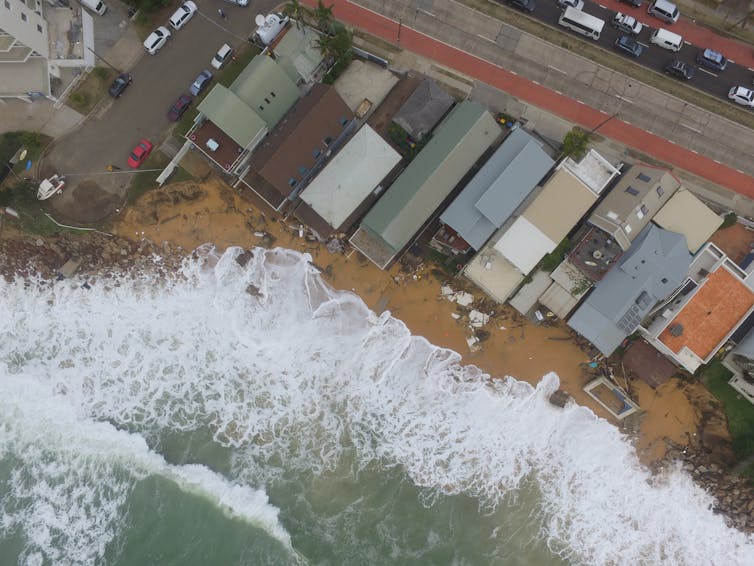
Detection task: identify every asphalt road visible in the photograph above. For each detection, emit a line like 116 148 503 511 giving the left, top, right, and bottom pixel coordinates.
47 0 279 219
498 0 753 105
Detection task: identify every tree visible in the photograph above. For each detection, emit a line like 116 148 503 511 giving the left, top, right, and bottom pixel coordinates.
314 0 335 34
316 23 352 60
283 0 306 29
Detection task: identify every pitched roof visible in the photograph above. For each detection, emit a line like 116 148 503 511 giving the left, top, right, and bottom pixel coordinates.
440 128 554 250
197 85 267 147
568 225 692 355
652 188 724 253
272 25 324 84
352 101 499 267
659 267 754 360
392 78 455 138
230 55 301 128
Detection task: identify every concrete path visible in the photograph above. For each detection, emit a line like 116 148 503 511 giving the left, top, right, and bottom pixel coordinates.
0 99 84 139
308 0 754 197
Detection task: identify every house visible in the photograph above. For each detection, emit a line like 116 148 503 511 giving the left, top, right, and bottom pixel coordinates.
725 329 754 405
349 100 500 269
188 55 301 173
295 124 402 237
433 127 555 255
464 150 620 303
567 224 692 356
1 0 94 98
652 188 723 253
588 164 680 250
392 78 455 139
641 243 754 373
268 25 325 85
237 83 353 210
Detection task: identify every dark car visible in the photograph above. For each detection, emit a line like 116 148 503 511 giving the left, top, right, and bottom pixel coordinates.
664 59 694 80
614 35 644 57
189 69 213 96
617 0 643 6
507 0 535 12
696 48 728 72
167 94 192 121
108 73 132 98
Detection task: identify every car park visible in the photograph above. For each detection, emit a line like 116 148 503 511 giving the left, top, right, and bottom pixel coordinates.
696 48 728 72
167 95 192 121
664 59 694 80
108 73 132 98
612 13 643 35
211 44 233 70
168 1 197 31
189 69 213 96
728 86 754 107
614 35 644 57
143 26 171 55
557 0 583 9
128 139 154 168
507 0 536 12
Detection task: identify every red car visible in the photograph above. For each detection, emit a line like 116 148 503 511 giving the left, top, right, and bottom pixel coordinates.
128 139 153 168
167 94 192 121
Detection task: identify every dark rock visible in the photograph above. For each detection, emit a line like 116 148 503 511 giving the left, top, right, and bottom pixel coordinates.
245 284 262 297
235 250 253 267
549 389 570 408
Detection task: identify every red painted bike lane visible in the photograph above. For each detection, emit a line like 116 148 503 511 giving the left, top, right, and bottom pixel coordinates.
598 1 753 66
303 0 754 197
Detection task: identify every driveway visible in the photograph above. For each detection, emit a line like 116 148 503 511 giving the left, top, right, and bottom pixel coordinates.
47 0 280 222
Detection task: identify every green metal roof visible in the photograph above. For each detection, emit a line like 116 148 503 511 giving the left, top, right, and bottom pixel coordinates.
197 85 266 147
230 55 300 128
360 100 499 255
273 26 324 84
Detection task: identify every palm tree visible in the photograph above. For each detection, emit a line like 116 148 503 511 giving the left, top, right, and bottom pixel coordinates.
314 1 335 35
283 0 306 29
315 24 352 61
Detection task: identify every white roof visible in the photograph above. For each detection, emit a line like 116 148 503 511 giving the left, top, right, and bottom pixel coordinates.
300 125 401 230
494 215 557 274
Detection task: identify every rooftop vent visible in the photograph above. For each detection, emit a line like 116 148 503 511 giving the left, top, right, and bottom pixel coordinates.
669 323 684 337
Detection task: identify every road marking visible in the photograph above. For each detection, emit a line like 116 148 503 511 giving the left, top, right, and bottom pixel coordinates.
555 90 563 95
577 100 585 104
418 9 436 17
637 41 649 47
747 67 754 73
680 123 702 133
532 80 541 85
685 41 694 46
697 67 718 77
690 149 699 154
615 95 633 104
738 169 746 174
476 33 496 43
729 59 736 64
547 65 566 74
713 159 722 164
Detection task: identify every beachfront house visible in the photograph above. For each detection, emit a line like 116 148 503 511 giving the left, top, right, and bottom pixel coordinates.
641 243 754 373
236 83 354 211
431 127 555 256
567 224 692 357
464 149 620 304
267 24 326 85
295 124 402 238
392 78 455 140
349 100 500 269
651 188 724 253
587 164 680 251
187 55 301 174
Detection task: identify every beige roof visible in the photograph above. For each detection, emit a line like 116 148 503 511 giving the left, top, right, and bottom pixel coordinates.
523 168 599 244
653 189 723 253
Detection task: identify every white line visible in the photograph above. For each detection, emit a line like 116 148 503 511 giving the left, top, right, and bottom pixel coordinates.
555 90 563 95
577 100 585 104
547 65 566 74
477 33 496 43
637 42 649 47
418 9 436 17
690 149 699 154
738 169 746 174
713 159 722 164
532 80 541 85
698 67 718 77
615 95 633 103
685 41 693 46
680 123 702 133
729 59 736 64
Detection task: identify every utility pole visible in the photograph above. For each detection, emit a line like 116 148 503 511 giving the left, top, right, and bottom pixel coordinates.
86 47 121 73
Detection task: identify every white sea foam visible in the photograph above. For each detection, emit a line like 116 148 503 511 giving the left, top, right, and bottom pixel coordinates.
2 245 754 564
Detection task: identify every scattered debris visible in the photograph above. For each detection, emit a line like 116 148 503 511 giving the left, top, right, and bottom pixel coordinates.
468 309 490 328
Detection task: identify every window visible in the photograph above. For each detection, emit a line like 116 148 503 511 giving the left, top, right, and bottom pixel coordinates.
37 24 42 33
298 165 307 175
288 178 297 187
323 136 333 146
656 186 665 197
625 186 639 196
640 204 649 215
258 106 264 111
270 91 276 98
637 172 651 183
625 224 632 234
637 208 645 220
21 12 27 21
312 149 321 159
606 211 619 221
339 117 349 126
264 98 270 104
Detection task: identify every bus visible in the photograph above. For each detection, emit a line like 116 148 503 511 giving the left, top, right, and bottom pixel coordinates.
558 7 604 40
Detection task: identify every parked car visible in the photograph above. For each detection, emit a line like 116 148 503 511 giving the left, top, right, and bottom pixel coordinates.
728 86 754 107
128 139 153 168
612 13 643 35
696 48 728 72
224 0 248 5
557 0 583 9
168 1 197 31
614 35 644 57
108 72 132 98
167 94 192 121
189 69 213 96
211 43 233 70
507 0 536 12
143 26 171 55
618 0 643 6
664 59 694 80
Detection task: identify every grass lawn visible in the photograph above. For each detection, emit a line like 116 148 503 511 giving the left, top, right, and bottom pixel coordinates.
702 362 754 461
126 151 171 205
67 67 117 114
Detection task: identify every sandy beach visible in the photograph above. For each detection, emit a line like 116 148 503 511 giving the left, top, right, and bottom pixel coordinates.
111 177 729 466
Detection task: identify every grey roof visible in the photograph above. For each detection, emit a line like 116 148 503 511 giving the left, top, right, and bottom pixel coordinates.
440 128 554 250
392 78 455 139
568 224 692 355
734 328 754 360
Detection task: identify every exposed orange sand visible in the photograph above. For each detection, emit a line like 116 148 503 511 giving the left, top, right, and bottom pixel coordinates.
113 178 725 465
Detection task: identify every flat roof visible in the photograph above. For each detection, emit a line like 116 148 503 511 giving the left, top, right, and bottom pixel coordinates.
653 189 723 253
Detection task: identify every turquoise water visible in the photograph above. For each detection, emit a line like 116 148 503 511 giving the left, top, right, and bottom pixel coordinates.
1 246 752 565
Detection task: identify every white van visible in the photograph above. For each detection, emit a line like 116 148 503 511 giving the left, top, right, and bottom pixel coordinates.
558 7 605 41
648 0 680 24
81 0 107 15
650 28 683 51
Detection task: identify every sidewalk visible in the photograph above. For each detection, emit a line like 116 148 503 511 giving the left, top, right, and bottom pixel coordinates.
306 0 754 198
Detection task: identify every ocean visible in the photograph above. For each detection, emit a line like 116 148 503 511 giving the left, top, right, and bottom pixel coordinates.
1 245 752 565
